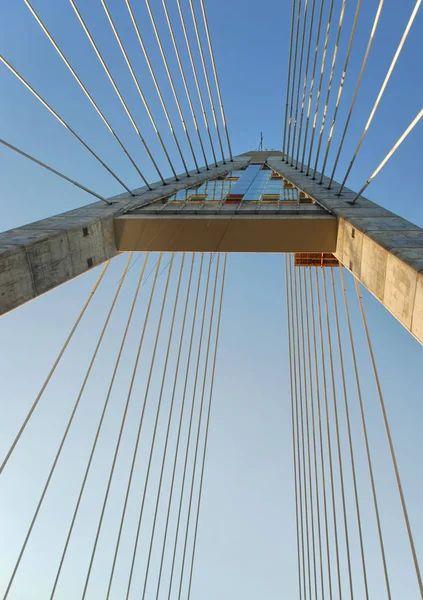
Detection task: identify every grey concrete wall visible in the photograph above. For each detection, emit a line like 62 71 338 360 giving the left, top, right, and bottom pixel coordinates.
0 156 250 315
268 156 423 345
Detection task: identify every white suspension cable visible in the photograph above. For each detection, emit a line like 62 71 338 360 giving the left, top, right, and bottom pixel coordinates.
289 258 308 598
285 256 303 599
339 0 422 194
309 268 333 599
290 0 310 166
67 0 167 184
339 267 391 598
298 267 319 598
0 55 134 196
322 268 353 598
0 261 110 475
328 0 385 189
187 253 227 599
180 254 222 599
187 0 226 163
102 255 175 600
294 0 317 169
198 0 233 161
351 107 423 202
319 0 363 182
355 279 423 598
150 253 198 600
161 0 209 169
155 254 205 600
126 254 185 600
49 253 150 599
306 0 335 176
303 268 329 599
286 0 302 163
167 253 213 600
2 253 133 600
24 0 150 188
300 0 326 170
80 254 163 599
293 264 313 598
175 0 218 166
315 267 343 598
100 0 184 179
142 0 200 172
312 0 348 179
0 137 110 204
283 0 298 161
330 267 369 599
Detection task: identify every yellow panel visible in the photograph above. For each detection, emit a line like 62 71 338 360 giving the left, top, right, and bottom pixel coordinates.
114 215 338 253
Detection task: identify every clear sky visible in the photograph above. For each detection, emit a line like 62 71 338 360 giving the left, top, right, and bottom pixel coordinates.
0 0 423 598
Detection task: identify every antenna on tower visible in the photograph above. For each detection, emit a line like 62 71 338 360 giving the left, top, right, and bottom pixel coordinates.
258 132 263 151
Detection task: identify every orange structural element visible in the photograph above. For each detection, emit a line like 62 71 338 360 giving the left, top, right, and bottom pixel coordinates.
294 252 339 267
225 194 243 203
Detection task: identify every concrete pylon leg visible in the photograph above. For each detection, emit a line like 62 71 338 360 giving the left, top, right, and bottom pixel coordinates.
0 157 249 315
268 156 423 345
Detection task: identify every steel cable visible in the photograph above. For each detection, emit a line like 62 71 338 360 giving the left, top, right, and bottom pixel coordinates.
161 0 209 169
303 268 328 599
49 253 149 599
294 0 317 169
67 0 167 184
23 0 150 188
289 257 307 598
102 254 176 600
309 268 333 599
139 253 195 598
293 264 313 598
355 279 423 598
286 0 302 164
319 0 362 183
2 253 133 600
187 0 226 164
0 261 110 475
315 267 343 598
299 268 319 599
0 138 111 203
125 254 185 599
306 0 335 176
311 0 348 179
322 268 353 598
0 56 134 196
339 0 422 194
78 253 163 599
283 0 298 161
339 267 391 598
328 0 385 189
351 107 423 202
186 253 227 599
101 0 183 179
175 0 218 166
143 0 200 173
290 0 310 166
167 253 213 599
152 253 200 600
199 0 233 161
179 253 222 599
330 268 369 599
285 255 303 599
300 0 326 171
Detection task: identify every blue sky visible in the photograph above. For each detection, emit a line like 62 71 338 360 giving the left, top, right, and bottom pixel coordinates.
0 0 423 598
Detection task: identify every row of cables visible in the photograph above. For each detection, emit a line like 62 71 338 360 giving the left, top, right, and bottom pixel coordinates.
0 0 234 204
282 0 422 202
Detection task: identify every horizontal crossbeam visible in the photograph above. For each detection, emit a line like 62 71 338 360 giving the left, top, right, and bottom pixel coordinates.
2 150 423 347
